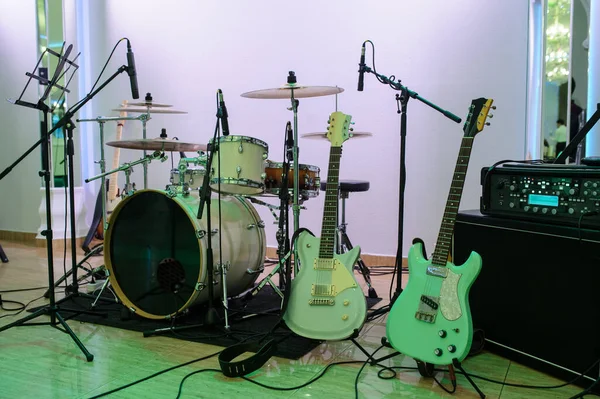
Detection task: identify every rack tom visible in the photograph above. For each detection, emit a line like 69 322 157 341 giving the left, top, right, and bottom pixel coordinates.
264 161 320 199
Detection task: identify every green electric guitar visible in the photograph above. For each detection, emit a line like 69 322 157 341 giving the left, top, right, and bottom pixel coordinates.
386 98 495 365
283 111 367 340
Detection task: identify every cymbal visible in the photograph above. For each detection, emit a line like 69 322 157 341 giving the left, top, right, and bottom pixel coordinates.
111 107 188 114
128 102 173 108
301 131 373 140
106 138 207 152
241 84 344 99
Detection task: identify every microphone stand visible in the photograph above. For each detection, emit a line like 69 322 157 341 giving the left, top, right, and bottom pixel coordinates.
0 46 133 360
359 64 461 308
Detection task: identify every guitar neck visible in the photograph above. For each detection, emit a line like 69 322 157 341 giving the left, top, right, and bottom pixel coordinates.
431 136 475 266
319 146 342 259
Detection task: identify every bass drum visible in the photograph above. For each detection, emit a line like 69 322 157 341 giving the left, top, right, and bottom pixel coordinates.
104 189 266 320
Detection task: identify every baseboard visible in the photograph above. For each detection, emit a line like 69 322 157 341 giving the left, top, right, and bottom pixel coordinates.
0 230 85 251
265 246 403 267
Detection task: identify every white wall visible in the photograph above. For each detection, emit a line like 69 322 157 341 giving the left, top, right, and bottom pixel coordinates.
0 0 42 233
4 0 530 258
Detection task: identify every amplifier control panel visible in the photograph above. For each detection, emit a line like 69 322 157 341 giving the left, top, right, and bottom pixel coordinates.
481 165 600 228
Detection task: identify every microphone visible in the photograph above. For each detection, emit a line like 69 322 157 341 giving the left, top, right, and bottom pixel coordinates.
218 89 230 136
126 41 140 99
357 42 366 92
286 121 293 161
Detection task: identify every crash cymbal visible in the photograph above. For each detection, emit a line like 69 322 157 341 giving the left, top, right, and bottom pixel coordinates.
107 138 206 152
128 101 173 108
301 131 373 140
241 84 344 99
111 107 188 114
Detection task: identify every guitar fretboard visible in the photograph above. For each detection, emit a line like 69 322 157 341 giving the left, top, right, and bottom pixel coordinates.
431 136 474 266
319 146 342 259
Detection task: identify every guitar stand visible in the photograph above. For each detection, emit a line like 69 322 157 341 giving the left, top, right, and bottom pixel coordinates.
365 337 485 398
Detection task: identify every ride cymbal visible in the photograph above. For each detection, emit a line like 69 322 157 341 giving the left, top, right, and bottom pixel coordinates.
107 138 207 152
301 131 373 140
241 84 344 99
111 107 188 114
128 102 173 108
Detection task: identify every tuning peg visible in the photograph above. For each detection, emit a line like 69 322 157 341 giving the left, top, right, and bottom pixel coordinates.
485 122 491 126
491 106 497 110
488 114 494 118
350 127 354 132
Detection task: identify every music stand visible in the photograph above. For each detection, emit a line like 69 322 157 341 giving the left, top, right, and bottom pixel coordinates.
0 41 135 361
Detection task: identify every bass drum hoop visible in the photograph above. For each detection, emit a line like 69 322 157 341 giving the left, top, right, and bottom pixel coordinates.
104 189 205 320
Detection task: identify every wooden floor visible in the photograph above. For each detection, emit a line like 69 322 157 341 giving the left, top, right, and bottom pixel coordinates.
0 240 586 399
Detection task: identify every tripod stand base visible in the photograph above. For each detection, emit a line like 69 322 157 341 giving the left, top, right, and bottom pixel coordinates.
0 305 94 361
0 243 8 263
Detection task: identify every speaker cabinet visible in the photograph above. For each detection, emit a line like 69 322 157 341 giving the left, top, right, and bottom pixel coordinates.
454 210 600 384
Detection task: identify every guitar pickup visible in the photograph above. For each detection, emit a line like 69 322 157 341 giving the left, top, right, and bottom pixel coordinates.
314 258 338 270
420 295 439 310
311 284 336 297
309 298 335 306
426 265 448 278
415 311 437 323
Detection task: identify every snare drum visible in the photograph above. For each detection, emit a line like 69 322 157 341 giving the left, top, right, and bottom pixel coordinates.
264 161 320 199
209 135 268 195
104 189 266 320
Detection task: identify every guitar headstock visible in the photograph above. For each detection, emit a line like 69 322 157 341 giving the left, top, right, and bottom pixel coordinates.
463 98 495 138
326 111 353 147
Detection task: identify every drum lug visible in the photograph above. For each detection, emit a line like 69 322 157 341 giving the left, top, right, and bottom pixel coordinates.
238 144 243 153
247 220 265 229
166 189 177 198
236 166 242 178
211 228 219 235
247 264 265 275
196 230 206 239
262 152 268 160
195 282 205 291
260 172 266 181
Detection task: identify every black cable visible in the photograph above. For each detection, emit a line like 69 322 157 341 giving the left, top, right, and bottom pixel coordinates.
0 294 46 320
354 344 385 399
87 349 223 399
0 298 26 311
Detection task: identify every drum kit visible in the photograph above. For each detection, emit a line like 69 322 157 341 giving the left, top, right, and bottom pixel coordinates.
77 73 373 324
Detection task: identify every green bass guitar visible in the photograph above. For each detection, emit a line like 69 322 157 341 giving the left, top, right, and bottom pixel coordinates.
386 98 495 365
284 111 367 340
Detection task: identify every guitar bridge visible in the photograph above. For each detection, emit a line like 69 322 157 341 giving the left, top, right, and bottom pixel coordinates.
311 284 336 297
309 298 335 306
415 311 437 323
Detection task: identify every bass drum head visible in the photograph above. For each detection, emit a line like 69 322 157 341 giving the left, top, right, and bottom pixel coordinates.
105 189 266 320
105 190 203 319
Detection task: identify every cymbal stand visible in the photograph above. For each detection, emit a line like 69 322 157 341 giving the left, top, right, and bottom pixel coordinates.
287 72 301 274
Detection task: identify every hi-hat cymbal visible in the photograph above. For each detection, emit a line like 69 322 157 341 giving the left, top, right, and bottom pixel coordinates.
301 131 373 140
241 84 344 99
111 107 188 114
128 102 173 108
107 138 207 152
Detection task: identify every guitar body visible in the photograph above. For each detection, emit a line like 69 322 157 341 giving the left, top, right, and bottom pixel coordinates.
387 242 481 364
284 231 367 340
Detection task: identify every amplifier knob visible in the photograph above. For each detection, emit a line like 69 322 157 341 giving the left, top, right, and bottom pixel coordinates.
524 206 530 212
509 202 515 208
584 190 589 196
551 209 557 215
542 208 548 214
568 208 575 215
569 188 576 195
594 182 598 188
594 191 598 197
509 184 517 191
585 181 590 188
533 207 539 213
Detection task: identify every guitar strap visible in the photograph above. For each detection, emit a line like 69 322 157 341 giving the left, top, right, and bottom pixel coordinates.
217 227 314 377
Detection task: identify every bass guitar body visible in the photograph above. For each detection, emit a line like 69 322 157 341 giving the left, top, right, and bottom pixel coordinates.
386 241 481 365
284 231 367 340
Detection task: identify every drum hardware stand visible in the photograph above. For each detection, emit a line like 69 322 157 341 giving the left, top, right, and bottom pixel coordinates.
335 190 377 298
0 243 8 263
359 55 461 307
